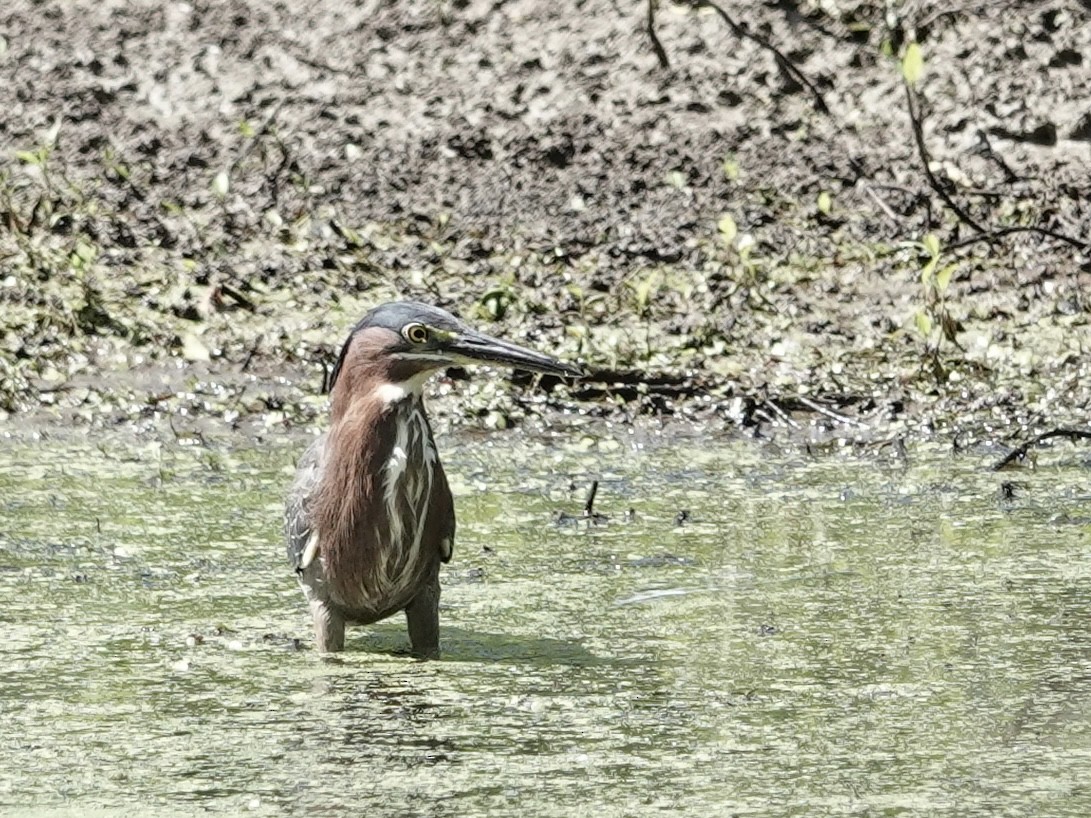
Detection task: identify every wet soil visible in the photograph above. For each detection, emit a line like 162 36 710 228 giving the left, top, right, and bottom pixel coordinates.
1 0 1090 444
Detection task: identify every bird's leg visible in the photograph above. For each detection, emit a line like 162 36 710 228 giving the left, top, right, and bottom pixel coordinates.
404 574 441 659
309 599 345 653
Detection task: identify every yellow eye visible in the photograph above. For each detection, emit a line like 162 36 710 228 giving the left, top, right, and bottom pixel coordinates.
403 323 429 344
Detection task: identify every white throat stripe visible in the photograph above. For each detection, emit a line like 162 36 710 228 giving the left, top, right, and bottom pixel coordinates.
375 372 432 405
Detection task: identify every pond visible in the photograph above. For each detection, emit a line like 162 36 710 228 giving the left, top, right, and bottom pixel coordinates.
2 430 1090 817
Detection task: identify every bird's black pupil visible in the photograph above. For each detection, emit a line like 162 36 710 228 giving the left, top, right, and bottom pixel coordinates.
408 325 427 343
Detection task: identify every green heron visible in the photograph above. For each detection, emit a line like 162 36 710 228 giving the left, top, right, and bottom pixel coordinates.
285 301 582 656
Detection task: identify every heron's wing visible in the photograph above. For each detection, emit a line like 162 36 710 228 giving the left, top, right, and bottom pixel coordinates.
433 457 456 564
285 434 327 572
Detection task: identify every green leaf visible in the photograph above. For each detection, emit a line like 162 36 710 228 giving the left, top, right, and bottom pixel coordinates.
717 214 737 246
16 150 42 165
817 191 832 215
902 42 924 86
666 170 686 189
634 282 652 313
921 257 937 287
935 263 956 294
736 233 755 262
722 156 740 181
922 232 940 258
74 241 96 264
69 240 96 270
914 310 933 338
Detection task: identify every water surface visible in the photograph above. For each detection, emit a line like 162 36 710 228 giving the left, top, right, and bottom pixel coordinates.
2 433 1090 816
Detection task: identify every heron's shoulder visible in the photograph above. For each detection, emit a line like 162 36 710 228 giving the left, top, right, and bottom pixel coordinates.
292 433 328 473
285 434 328 507
299 432 329 463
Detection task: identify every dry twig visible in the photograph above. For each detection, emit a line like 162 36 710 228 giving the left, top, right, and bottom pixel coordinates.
991 428 1091 471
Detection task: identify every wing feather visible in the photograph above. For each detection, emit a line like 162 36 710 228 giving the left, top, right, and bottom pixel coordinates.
433 458 456 564
285 434 327 572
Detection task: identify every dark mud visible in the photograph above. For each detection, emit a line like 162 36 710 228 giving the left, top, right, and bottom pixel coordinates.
1 0 1089 444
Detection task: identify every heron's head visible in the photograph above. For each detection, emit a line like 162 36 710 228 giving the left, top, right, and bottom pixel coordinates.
327 301 583 401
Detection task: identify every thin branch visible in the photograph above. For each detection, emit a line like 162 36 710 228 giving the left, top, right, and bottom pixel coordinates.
647 0 671 69
583 480 600 516
975 130 1021 184
858 179 901 225
761 397 801 429
796 395 865 427
904 82 988 234
695 0 829 114
904 82 1087 252
944 224 1088 253
991 428 1091 471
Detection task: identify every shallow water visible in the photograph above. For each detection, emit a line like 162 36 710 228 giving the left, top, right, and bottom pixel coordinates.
2 432 1090 817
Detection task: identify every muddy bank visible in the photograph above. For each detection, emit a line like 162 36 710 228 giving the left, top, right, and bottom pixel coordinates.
1 0 1089 443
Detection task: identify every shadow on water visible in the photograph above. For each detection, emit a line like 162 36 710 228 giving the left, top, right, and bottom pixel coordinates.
341 623 620 667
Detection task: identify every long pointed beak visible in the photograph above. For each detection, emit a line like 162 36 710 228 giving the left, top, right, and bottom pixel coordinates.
446 330 584 378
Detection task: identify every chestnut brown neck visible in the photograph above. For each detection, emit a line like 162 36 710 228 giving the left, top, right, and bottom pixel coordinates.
312 326 436 605
327 326 434 423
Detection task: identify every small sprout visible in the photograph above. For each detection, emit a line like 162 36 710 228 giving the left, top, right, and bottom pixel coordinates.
717 214 737 246
722 156 740 181
902 42 924 86
914 310 933 338
935 263 956 295
16 148 47 166
817 191 832 215
238 119 255 137
920 233 941 285
330 219 361 246
631 271 660 316
735 233 756 266
920 259 936 287
69 240 96 270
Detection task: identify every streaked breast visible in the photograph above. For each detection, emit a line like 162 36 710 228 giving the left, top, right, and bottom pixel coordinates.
370 399 437 603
